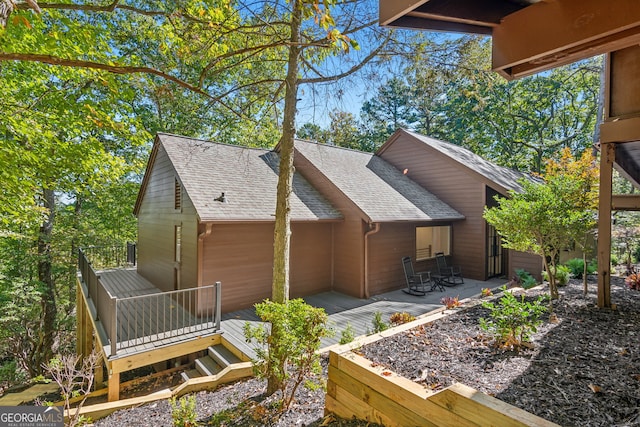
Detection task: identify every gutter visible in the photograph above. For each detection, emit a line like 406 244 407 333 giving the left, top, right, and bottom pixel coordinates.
363 222 381 299
197 223 214 287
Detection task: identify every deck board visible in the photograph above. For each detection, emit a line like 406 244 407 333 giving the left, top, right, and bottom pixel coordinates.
91 269 504 361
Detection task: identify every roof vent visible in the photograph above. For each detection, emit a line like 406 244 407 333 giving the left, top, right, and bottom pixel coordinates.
214 192 226 203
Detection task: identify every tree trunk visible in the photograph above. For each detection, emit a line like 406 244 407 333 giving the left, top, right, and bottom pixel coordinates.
268 0 302 396
35 187 57 373
542 254 559 300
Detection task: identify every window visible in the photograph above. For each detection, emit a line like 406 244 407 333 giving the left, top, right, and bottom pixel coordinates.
174 178 181 210
416 226 451 261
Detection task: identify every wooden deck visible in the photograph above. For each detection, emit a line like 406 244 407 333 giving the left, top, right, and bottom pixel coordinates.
89 268 504 360
221 277 505 359
93 269 219 359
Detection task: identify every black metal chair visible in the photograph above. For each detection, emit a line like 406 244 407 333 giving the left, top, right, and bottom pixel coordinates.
402 256 438 295
435 252 464 286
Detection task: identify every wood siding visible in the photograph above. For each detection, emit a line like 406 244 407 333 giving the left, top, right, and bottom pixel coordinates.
293 150 365 297
378 135 487 280
137 145 198 292
367 222 425 296
508 250 543 281
201 222 333 313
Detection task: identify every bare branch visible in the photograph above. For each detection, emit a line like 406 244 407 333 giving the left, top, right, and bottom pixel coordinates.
299 33 392 85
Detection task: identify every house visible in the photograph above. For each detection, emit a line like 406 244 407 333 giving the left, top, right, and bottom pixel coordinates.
377 129 542 282
133 130 541 313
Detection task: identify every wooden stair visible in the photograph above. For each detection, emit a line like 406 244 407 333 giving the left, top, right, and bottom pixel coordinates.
180 343 244 382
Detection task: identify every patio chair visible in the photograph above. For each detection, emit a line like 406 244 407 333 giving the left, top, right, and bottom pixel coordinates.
435 252 464 286
402 256 435 296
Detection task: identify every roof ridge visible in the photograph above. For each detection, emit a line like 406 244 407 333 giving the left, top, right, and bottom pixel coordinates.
158 133 271 153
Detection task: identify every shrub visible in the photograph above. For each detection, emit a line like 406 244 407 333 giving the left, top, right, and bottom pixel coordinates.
515 269 537 289
169 395 198 427
371 311 388 333
44 351 99 427
479 287 548 350
564 258 596 279
611 254 619 266
481 288 493 298
339 323 355 345
626 273 640 290
243 299 331 410
542 265 571 286
441 295 462 309
389 312 416 326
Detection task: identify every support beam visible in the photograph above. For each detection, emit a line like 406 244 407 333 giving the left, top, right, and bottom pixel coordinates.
612 194 640 211
597 142 615 308
94 360 104 390
108 371 120 402
492 0 640 79
76 282 84 356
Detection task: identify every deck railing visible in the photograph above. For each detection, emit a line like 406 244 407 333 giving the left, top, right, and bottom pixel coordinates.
113 284 221 355
80 243 136 270
78 247 221 357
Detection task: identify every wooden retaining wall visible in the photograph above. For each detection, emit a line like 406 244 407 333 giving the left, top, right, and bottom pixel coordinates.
326 351 559 427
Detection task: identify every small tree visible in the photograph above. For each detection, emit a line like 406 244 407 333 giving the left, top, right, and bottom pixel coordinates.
44 351 100 427
243 299 330 411
484 149 598 299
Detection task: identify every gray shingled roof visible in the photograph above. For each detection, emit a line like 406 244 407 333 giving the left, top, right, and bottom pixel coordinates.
158 134 342 222
294 140 464 222
402 129 534 192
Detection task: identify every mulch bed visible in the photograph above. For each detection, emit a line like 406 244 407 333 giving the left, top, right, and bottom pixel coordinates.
359 277 640 427
96 276 640 426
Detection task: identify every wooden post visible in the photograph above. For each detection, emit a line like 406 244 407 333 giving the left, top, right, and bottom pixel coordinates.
597 142 614 308
94 359 104 390
108 370 120 402
76 281 84 356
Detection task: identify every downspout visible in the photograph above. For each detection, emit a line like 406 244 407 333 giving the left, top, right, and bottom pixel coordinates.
363 222 381 299
197 223 213 287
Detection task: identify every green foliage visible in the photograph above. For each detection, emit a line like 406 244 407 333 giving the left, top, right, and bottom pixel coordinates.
339 322 355 345
371 311 388 334
484 149 598 299
515 269 538 289
170 395 199 427
441 295 462 309
243 299 330 410
480 288 548 349
564 258 597 279
389 312 416 326
542 265 571 287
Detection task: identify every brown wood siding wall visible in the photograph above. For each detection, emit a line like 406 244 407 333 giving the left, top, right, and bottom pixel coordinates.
378 135 488 280
508 250 543 281
367 222 423 295
293 151 365 297
137 146 198 292
201 222 333 313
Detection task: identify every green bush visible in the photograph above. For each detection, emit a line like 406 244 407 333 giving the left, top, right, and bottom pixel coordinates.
371 311 388 334
169 395 198 427
542 264 571 286
564 258 597 279
243 299 331 410
479 287 548 349
611 254 619 266
339 322 355 345
515 269 537 289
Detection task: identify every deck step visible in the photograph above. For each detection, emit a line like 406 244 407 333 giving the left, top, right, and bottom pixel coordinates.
208 344 242 368
180 369 202 382
195 355 223 377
